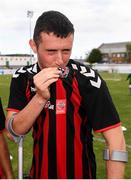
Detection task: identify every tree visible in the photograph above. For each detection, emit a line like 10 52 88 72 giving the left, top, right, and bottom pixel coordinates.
86 48 102 64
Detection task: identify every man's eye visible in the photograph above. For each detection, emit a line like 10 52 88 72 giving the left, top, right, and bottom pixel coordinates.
63 50 70 54
47 51 56 55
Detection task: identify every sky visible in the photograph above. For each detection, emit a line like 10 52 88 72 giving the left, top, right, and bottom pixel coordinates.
0 0 131 59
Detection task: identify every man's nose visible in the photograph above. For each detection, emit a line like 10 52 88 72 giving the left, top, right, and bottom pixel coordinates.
56 52 63 66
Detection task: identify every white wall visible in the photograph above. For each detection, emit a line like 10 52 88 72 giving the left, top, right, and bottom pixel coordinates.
91 63 131 74
0 55 37 66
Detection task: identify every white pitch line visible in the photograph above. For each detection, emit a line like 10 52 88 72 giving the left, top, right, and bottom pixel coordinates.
127 145 131 148
104 78 121 81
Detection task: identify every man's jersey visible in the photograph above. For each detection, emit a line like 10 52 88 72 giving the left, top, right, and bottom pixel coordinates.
8 59 120 179
0 98 5 132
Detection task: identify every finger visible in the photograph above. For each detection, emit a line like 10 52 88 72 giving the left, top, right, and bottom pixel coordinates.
34 68 60 85
40 77 59 90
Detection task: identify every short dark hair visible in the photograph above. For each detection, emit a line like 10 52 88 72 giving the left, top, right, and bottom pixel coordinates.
33 10 74 46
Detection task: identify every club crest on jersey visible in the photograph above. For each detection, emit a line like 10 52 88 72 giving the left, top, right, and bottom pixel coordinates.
56 99 66 114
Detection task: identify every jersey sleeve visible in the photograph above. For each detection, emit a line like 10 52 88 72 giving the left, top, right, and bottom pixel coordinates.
8 70 28 112
0 98 5 131
92 79 120 132
82 70 120 132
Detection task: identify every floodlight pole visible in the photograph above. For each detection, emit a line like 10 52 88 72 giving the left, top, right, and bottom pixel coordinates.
27 10 34 65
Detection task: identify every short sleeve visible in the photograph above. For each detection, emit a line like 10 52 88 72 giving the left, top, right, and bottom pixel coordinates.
8 71 28 111
82 72 120 132
91 79 120 132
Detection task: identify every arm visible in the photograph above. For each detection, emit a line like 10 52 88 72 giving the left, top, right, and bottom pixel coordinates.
102 126 126 179
0 132 14 179
6 67 60 135
6 93 48 135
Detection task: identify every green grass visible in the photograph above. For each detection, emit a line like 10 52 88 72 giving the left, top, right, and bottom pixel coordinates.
0 73 131 178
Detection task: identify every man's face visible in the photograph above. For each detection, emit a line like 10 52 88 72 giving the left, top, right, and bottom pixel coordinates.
30 32 74 69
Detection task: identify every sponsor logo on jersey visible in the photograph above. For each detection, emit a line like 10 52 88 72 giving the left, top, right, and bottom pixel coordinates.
44 100 54 110
30 87 36 92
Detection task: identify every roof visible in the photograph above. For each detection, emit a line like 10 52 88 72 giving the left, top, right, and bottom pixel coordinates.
98 41 131 53
0 54 34 57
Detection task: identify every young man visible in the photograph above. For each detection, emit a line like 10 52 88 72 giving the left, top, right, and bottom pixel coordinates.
0 98 13 179
6 10 127 179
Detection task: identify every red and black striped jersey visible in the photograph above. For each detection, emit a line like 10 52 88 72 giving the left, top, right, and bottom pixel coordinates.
8 59 121 179
0 98 5 132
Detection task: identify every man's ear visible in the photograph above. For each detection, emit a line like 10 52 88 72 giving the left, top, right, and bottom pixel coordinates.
29 39 37 53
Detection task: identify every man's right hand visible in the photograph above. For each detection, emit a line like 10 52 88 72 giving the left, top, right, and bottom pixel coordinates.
33 67 61 101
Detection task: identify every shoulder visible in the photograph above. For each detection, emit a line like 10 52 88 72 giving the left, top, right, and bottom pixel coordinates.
69 59 103 89
12 63 38 79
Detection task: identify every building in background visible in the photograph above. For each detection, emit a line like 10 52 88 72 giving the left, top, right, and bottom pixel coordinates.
98 41 131 63
0 54 36 68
